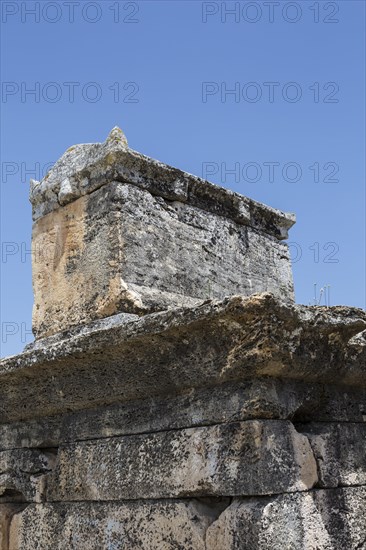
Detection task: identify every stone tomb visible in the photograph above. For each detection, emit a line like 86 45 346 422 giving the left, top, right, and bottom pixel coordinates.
0 129 365 549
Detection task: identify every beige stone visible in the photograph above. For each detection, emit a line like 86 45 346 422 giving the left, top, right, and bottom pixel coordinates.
32 181 294 338
0 505 23 550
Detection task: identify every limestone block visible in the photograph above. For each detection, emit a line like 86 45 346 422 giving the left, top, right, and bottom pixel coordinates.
206 487 366 549
299 422 366 487
32 180 294 338
47 420 317 501
8 500 216 550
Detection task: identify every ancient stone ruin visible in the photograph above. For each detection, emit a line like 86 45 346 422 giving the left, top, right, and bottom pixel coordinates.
0 128 365 549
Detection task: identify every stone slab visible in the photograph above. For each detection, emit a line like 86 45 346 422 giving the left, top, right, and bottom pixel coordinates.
206 487 366 549
7 488 366 549
0 294 365 423
47 420 317 501
32 180 294 337
30 128 295 242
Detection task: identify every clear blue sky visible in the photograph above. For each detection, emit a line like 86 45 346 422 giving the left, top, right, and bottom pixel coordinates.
1 0 365 357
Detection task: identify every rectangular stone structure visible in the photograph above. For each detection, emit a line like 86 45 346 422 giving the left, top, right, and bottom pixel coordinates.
30 128 295 338
47 420 317 501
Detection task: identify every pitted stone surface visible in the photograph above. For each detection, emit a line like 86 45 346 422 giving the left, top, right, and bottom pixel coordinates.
8 500 216 550
2 129 366 547
6 488 366 549
1 294 365 423
206 487 366 549
0 449 56 503
1 378 365 452
47 420 317 501
29 128 296 337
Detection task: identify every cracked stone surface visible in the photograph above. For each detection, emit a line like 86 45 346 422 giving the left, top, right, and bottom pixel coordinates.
2 128 365 549
30 127 295 238
29 128 296 338
7 500 214 550
6 488 366 549
0 449 56 503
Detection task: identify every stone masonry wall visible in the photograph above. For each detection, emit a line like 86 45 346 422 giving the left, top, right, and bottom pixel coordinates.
1 294 365 549
0 130 365 549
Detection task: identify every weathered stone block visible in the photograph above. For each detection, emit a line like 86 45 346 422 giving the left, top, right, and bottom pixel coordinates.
30 129 295 338
299 422 366 488
206 487 366 549
2 128 364 549
32 181 294 338
8 500 217 550
47 420 317 501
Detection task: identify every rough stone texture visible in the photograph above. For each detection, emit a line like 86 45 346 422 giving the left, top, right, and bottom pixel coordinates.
32 180 294 337
0 505 24 550
47 420 317 501
0 294 365 423
1 378 365 452
8 500 218 550
299 422 366 488
0 449 56 503
206 487 366 549
5 488 366 549
30 128 295 238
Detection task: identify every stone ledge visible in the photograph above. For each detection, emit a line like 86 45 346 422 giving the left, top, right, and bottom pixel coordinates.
1 378 365 452
0 293 365 423
30 128 295 240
